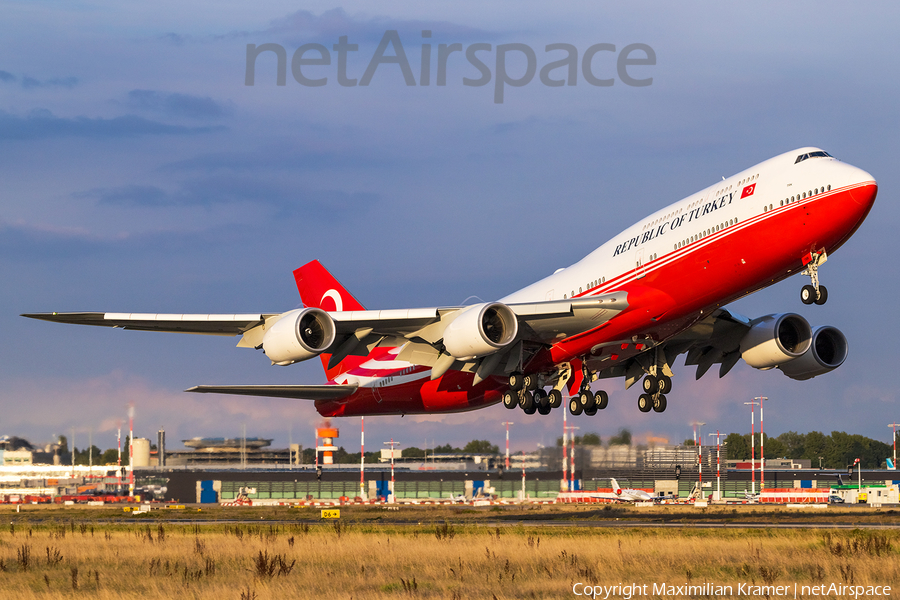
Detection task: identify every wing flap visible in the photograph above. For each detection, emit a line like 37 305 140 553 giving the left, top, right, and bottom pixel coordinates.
185 384 358 400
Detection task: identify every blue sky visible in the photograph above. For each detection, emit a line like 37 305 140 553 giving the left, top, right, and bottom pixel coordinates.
2 1 898 455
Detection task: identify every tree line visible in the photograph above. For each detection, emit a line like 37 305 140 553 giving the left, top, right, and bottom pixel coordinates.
723 431 893 469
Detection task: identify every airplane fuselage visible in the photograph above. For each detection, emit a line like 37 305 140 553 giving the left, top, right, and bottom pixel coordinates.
312 148 878 416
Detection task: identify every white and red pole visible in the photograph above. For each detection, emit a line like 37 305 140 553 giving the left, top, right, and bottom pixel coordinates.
502 421 513 470
562 406 568 491
744 401 758 495
521 450 526 500
128 405 134 498
889 423 899 468
360 417 365 499
757 397 768 495
116 427 122 493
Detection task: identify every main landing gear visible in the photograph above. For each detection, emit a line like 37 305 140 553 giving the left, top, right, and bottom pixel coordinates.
800 250 828 305
502 368 607 417
638 374 670 413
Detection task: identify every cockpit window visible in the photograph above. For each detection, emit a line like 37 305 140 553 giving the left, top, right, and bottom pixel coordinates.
795 151 832 164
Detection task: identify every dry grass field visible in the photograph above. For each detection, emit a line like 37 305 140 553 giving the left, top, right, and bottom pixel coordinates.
0 511 898 599
0 507 900 600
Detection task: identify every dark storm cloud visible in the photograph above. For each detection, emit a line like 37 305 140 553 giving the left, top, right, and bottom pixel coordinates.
124 90 230 119
0 109 226 140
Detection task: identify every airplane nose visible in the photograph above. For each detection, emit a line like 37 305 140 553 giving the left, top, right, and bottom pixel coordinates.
849 172 877 208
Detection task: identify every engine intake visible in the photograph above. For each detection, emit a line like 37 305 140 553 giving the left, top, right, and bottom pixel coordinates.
443 302 518 360
740 313 812 369
262 308 336 366
778 326 848 380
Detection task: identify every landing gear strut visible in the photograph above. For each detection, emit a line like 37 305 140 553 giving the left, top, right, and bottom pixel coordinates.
800 250 828 305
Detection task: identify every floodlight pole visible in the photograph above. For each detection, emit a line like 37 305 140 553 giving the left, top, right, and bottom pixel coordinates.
693 422 705 495
890 423 900 468
756 397 768 496
744 401 759 495
501 421 514 470
566 426 579 492
709 431 720 501
384 439 400 502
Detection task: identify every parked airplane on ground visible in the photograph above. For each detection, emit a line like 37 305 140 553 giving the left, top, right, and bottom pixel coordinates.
24 148 876 418
609 478 653 502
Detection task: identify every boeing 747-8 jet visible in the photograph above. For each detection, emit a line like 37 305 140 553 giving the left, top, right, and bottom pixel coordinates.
25 148 877 418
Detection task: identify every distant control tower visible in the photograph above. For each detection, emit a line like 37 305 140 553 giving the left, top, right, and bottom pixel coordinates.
316 426 339 465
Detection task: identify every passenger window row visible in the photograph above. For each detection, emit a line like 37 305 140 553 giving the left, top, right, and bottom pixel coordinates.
564 276 608 299
764 184 831 212
673 218 738 251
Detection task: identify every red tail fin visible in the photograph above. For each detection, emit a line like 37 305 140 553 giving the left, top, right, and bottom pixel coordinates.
293 260 367 380
293 260 366 312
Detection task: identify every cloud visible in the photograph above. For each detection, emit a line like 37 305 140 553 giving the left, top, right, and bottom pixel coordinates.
74 177 378 215
0 109 226 140
0 71 79 88
21 75 79 89
261 7 491 44
161 8 491 46
124 90 230 119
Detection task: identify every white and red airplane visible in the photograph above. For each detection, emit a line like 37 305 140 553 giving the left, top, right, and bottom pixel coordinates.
24 147 876 418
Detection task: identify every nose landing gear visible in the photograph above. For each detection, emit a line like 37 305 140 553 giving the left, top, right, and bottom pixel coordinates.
800 249 828 305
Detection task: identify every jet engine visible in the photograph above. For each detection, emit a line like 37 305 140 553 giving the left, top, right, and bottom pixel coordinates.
778 326 848 380
740 313 812 369
443 302 518 360
262 308 336 366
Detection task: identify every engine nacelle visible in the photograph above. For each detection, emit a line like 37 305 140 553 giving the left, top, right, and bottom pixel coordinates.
740 313 812 369
262 308 336 366
443 302 518 360
778 326 848 381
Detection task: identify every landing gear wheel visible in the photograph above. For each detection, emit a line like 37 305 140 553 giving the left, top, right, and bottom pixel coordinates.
523 403 536 415
595 390 609 410
523 374 540 391
578 389 596 410
508 372 524 391
800 285 816 305
815 285 828 305
534 389 549 408
502 390 518 409
537 403 551 415
568 397 584 416
658 375 672 394
642 375 658 394
653 394 667 413
547 389 563 409
518 390 534 411
638 394 653 413
584 405 598 416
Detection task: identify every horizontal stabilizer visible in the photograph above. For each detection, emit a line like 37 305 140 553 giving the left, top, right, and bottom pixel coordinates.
185 384 358 400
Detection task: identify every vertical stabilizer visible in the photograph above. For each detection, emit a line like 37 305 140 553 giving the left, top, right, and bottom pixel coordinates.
293 260 368 380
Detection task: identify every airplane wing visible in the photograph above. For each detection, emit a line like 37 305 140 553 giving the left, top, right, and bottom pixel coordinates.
185 384 358 400
23 293 630 376
21 312 271 336
589 307 753 389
